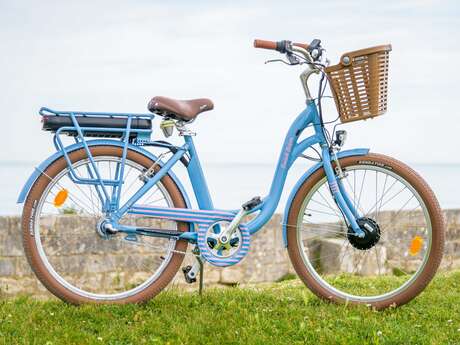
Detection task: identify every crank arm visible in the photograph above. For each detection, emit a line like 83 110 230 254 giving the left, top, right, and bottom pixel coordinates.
218 208 247 243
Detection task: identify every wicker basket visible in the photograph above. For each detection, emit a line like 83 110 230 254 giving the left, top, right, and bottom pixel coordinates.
325 44 392 123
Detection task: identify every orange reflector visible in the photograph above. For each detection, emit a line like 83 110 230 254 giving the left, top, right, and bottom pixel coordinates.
409 236 424 256
53 189 69 207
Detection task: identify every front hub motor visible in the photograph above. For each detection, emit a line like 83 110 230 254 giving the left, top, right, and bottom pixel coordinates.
347 217 381 250
197 220 250 267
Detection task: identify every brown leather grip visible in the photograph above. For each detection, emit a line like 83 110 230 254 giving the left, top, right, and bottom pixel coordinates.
254 39 309 51
253 39 277 50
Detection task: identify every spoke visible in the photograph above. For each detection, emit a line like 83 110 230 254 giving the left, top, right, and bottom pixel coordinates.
50 184 97 217
305 208 341 218
142 186 161 205
379 198 418 235
301 230 347 239
376 174 389 223
127 248 151 274
375 171 378 219
376 185 408 213
338 241 351 268
344 176 366 216
146 196 166 205
301 220 345 229
353 170 356 210
352 250 368 275
38 166 98 216
84 166 100 216
357 169 367 210
306 248 353 265
316 188 342 219
310 197 336 210
62 169 102 216
120 166 139 198
299 225 346 236
364 178 398 218
374 245 382 275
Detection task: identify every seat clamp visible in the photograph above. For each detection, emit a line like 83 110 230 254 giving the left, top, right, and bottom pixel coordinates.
176 121 196 136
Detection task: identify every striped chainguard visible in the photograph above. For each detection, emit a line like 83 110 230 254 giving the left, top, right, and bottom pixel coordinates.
128 205 251 267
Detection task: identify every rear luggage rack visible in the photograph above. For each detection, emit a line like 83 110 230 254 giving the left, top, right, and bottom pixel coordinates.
40 107 154 139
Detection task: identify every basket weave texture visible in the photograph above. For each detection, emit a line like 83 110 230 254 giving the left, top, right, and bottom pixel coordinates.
325 45 392 123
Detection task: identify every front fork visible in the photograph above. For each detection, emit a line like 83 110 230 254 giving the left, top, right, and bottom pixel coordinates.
321 146 365 237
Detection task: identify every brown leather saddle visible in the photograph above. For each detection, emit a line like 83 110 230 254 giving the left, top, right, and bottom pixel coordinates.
148 96 214 122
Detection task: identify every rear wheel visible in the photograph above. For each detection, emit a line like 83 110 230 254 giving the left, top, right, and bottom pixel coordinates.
22 145 189 304
287 153 444 309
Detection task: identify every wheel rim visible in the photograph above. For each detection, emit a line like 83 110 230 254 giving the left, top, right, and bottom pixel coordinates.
33 156 179 300
296 164 432 302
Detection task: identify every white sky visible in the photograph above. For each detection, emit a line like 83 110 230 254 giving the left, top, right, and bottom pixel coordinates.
1 0 459 164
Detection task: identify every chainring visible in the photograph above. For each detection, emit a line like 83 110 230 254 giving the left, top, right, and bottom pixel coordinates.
197 220 250 267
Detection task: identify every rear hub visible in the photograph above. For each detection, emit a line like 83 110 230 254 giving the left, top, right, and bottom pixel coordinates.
96 219 117 239
347 217 381 250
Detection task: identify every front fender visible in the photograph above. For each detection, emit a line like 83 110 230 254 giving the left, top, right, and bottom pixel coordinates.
281 148 370 247
17 139 192 208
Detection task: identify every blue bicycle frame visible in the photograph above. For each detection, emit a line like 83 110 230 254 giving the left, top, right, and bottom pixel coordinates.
20 101 366 246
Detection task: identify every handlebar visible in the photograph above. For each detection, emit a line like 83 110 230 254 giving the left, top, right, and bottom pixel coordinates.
253 39 309 52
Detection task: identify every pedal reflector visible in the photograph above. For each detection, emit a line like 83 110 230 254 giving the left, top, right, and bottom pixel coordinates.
53 189 68 207
409 236 423 256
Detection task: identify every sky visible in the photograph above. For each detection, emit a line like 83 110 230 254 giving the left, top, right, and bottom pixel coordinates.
1 0 459 165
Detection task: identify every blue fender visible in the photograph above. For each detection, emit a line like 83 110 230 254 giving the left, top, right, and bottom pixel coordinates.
17 139 192 208
281 148 370 247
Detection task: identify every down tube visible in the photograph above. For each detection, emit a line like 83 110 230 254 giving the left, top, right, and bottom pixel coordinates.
245 104 320 234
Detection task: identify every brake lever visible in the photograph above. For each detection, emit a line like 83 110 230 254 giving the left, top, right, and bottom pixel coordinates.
264 55 300 66
264 58 292 65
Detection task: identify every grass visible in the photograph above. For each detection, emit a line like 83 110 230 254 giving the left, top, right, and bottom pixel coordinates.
1 271 460 345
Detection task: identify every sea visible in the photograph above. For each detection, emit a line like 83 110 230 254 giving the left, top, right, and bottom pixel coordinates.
1 161 459 216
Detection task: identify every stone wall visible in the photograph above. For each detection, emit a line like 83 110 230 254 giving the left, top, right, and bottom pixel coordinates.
1 210 460 298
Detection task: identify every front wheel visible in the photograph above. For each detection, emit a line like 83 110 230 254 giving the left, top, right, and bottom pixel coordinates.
287 153 444 309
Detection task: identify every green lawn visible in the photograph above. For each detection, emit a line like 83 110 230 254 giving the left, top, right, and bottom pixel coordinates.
1 271 460 345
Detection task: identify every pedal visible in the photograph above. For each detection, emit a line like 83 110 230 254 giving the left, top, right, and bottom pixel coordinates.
182 265 197 284
242 196 262 211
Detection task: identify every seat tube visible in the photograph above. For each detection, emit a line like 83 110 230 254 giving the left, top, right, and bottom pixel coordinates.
184 135 214 210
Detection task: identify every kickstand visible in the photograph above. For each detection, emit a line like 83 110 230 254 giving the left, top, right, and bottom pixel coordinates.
198 257 204 296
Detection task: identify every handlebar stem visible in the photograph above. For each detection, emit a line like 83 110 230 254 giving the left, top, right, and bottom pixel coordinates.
300 65 320 103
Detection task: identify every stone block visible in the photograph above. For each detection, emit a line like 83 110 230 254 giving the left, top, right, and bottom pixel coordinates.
319 238 388 275
0 258 16 276
220 267 244 284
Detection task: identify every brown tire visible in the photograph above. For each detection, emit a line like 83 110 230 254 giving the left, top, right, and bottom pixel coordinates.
286 153 445 309
22 145 189 304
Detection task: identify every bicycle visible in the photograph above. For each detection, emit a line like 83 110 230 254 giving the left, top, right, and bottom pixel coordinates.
18 38 445 309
